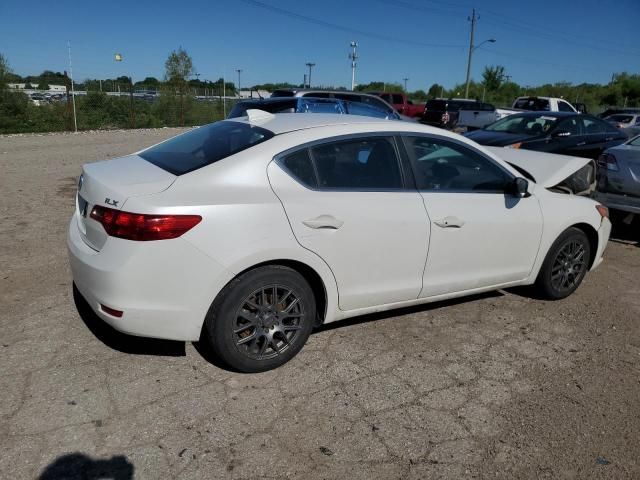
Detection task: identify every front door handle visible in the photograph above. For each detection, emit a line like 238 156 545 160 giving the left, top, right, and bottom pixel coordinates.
576 141 586 146
434 216 465 228
303 215 344 230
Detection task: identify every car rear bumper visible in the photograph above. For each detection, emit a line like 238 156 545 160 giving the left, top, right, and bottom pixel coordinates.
591 217 612 271
67 216 233 341
594 191 640 215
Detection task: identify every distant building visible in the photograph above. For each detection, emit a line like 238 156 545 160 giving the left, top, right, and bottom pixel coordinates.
7 83 66 92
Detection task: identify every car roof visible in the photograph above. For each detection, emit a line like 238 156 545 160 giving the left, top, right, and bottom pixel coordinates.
226 111 462 137
508 111 578 118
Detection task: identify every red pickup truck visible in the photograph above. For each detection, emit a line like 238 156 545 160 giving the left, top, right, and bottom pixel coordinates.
372 92 425 118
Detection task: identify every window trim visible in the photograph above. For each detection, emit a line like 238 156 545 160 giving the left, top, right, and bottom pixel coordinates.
399 133 516 194
273 133 413 192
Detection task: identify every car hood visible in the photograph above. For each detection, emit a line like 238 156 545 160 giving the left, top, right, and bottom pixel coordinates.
486 147 591 188
465 129 534 146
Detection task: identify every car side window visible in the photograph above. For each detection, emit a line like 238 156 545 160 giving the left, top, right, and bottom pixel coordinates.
558 101 574 112
402 136 512 193
310 137 403 189
556 117 580 135
581 117 607 134
392 94 404 104
281 149 317 188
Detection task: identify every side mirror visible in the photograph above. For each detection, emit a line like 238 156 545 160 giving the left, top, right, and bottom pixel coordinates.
508 177 530 198
552 130 572 138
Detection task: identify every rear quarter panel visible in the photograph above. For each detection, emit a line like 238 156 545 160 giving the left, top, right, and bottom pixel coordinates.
122 133 341 323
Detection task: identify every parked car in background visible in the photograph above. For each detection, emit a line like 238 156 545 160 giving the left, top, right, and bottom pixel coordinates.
68 113 611 372
465 112 626 159
457 102 498 130
512 96 578 113
465 112 627 194
228 97 399 120
595 134 640 215
598 107 640 119
269 89 403 119
604 113 640 129
29 93 47 106
420 98 478 129
370 92 425 117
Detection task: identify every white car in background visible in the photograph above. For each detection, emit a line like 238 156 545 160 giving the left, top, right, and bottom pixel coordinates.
68 112 611 372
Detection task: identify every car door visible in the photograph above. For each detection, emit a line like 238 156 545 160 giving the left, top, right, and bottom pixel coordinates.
575 116 615 159
400 135 543 297
547 116 584 156
267 135 429 311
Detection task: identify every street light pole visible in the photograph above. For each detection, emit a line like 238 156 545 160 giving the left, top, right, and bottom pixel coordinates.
305 63 315 88
403 77 409 92
349 41 358 91
464 10 495 99
464 9 477 99
236 69 242 96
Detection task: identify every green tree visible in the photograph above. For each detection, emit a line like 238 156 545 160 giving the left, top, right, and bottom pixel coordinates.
164 47 195 125
482 65 506 93
427 83 444 98
37 81 49 90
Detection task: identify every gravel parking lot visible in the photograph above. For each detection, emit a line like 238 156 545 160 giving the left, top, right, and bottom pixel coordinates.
1 129 639 479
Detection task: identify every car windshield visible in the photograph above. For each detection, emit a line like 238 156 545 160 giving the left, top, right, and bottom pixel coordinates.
139 121 274 175
485 114 558 135
628 135 640 146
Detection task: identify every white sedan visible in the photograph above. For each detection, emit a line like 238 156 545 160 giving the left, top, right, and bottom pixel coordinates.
68 111 611 372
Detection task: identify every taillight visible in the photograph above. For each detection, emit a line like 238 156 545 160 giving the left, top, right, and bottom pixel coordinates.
597 153 619 171
90 205 201 241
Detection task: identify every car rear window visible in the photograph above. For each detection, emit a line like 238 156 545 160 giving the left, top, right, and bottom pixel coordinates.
514 98 550 111
426 100 447 111
139 121 274 175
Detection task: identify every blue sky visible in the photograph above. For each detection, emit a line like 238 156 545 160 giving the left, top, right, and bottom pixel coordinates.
1 0 638 90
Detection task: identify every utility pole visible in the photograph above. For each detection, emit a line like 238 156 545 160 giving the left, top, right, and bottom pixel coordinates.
67 41 78 133
305 63 315 88
464 8 476 99
236 69 242 96
349 41 358 91
403 77 409 92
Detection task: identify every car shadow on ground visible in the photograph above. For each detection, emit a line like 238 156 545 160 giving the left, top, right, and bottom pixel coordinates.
314 290 503 334
73 284 186 357
38 453 133 480
609 213 639 247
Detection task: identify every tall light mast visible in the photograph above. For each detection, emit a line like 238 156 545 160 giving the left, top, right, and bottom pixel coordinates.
349 41 358 91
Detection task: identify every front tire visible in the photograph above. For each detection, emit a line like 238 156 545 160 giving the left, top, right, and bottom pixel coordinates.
535 227 591 300
203 266 316 372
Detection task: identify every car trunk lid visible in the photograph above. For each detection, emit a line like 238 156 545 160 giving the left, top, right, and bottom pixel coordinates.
76 155 177 250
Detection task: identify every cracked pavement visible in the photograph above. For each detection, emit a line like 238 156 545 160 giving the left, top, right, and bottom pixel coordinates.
1 129 639 479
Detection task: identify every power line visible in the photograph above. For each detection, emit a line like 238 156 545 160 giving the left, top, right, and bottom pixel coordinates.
238 0 465 49
378 0 640 57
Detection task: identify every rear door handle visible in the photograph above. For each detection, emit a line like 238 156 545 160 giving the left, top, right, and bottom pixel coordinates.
576 141 586 146
303 215 344 230
434 216 465 228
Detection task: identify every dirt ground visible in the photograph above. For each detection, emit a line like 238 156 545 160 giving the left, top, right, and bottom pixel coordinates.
1 129 639 480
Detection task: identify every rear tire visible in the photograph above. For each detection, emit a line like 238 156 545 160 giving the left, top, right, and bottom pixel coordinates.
202 266 315 372
535 227 591 300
